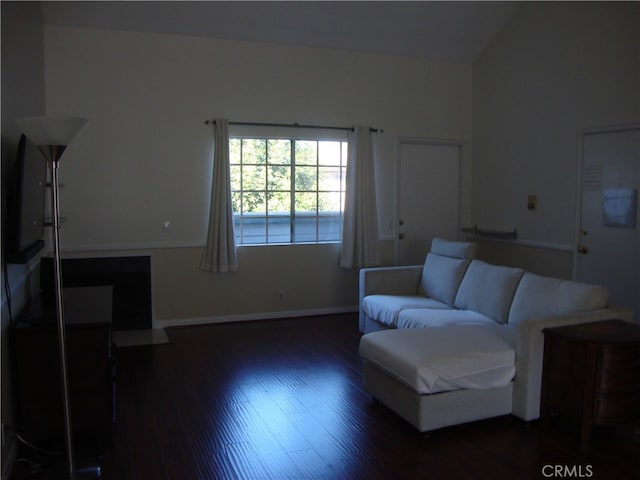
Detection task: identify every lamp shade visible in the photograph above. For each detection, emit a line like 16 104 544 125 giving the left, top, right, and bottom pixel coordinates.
17 116 87 147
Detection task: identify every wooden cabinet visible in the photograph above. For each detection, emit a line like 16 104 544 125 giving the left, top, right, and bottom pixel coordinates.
12 287 115 451
541 319 640 448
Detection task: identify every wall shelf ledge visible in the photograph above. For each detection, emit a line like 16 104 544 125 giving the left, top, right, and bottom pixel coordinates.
461 225 517 240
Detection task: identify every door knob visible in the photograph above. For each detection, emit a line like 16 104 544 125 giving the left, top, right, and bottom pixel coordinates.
577 245 589 254
399 219 404 226
399 233 405 240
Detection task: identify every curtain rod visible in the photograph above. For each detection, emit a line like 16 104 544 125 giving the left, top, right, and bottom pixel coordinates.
204 119 382 133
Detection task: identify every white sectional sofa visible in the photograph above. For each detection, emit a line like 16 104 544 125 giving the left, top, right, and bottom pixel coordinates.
358 238 633 432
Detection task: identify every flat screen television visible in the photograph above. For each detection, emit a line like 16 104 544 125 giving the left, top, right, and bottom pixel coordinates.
5 134 47 263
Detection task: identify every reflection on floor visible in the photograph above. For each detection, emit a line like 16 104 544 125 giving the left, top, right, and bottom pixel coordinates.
112 328 169 347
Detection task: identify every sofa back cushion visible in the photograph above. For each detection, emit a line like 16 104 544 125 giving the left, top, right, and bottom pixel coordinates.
508 272 610 325
431 237 477 260
454 260 524 324
418 253 470 305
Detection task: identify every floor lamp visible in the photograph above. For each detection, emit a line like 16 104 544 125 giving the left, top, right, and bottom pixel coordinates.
16 116 88 480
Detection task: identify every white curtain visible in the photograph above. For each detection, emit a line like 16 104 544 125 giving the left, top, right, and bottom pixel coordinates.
340 126 380 269
200 118 238 272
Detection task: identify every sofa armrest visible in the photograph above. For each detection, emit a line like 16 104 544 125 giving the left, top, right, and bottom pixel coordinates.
512 307 634 421
359 265 422 298
359 265 422 332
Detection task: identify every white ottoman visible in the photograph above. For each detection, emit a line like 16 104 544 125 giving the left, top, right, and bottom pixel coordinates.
359 324 516 432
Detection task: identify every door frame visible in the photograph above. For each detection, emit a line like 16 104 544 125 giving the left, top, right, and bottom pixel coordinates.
394 137 471 265
573 122 640 280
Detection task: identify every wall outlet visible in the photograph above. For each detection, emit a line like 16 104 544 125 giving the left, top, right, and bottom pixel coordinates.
278 290 285 301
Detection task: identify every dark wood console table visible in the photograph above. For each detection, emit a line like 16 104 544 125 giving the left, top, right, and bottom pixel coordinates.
541 319 640 448
12 286 115 452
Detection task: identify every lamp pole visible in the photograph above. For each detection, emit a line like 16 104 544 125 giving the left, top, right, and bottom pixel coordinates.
45 145 76 479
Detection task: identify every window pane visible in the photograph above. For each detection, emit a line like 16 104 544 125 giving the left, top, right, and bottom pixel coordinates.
267 165 291 191
267 191 290 214
230 139 242 164
231 192 242 213
318 191 342 213
268 139 291 165
295 140 317 165
233 214 242 236
293 215 317 243
235 214 266 244
295 166 317 191
319 141 342 166
242 165 265 190
242 237 265 245
242 192 266 214
230 165 242 191
342 142 348 164
318 214 342 241
243 139 266 164
295 192 317 213
267 216 291 243
318 166 342 191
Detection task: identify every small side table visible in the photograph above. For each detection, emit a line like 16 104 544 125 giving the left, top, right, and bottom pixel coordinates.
540 319 640 448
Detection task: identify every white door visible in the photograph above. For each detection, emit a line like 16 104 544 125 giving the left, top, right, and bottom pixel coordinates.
575 126 639 321
396 142 461 265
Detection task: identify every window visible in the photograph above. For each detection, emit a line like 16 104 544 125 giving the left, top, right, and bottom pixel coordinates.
230 137 348 245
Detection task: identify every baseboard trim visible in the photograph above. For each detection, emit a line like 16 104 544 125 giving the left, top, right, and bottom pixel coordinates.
156 305 358 329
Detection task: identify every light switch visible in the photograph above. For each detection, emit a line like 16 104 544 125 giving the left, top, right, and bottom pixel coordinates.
527 195 537 211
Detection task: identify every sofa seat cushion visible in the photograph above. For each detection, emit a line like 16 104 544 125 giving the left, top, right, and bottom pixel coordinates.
359 325 516 394
454 260 524 324
362 295 452 327
396 308 497 329
508 272 610 325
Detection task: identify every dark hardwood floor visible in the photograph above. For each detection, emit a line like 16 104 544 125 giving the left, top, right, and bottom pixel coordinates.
12 314 640 479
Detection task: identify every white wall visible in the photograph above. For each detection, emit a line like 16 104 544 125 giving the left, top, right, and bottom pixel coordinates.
43 26 472 323
472 1 639 275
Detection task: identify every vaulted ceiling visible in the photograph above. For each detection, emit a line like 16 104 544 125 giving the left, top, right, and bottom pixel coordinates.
41 1 520 62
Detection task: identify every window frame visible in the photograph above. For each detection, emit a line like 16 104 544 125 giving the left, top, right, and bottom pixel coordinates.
229 131 349 246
